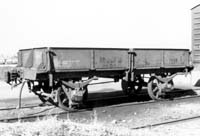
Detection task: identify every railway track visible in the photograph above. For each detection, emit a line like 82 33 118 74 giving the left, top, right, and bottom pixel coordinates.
132 115 200 129
0 104 52 111
1 89 200 123
0 87 198 111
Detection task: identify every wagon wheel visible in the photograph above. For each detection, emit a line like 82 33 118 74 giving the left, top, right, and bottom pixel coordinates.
37 94 47 103
38 88 57 106
121 77 143 95
30 83 50 106
32 81 56 106
57 86 88 110
147 76 174 100
38 86 48 103
37 93 57 106
121 80 132 95
57 87 70 110
132 76 144 93
147 76 163 100
82 86 88 104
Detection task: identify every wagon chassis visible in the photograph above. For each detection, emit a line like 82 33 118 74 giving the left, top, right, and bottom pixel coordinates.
15 67 192 110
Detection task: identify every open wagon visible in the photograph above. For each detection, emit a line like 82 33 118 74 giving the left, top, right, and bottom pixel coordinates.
5 47 193 110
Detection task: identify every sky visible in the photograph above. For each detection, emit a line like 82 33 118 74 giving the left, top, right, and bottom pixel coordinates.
0 0 200 56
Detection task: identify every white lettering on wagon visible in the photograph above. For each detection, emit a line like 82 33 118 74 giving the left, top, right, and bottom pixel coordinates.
56 60 81 68
62 60 80 66
62 60 80 65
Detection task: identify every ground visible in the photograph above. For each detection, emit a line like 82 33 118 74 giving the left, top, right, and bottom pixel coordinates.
0 116 200 136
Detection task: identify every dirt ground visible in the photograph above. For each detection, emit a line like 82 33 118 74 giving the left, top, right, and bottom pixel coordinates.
0 107 200 136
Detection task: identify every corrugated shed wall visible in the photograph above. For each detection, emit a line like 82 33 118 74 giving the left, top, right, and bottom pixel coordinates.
192 5 200 69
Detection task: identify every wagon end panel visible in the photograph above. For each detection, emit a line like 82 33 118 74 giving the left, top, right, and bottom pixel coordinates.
94 49 129 70
18 48 47 70
17 48 48 80
17 49 33 68
51 48 92 71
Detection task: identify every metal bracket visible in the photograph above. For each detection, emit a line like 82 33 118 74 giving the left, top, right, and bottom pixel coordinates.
62 76 98 89
154 71 189 84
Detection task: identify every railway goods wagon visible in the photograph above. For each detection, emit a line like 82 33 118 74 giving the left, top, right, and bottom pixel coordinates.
5 47 192 110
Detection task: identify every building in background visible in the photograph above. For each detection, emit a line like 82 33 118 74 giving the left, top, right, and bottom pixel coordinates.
192 4 200 69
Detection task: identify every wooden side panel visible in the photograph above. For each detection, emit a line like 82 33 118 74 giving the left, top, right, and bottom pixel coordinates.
52 49 92 70
94 49 129 70
134 49 189 69
52 48 129 71
164 50 189 67
134 50 163 69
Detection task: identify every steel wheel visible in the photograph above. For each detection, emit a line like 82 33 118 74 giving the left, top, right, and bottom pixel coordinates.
82 86 88 104
147 76 174 100
57 86 88 110
57 87 70 110
32 87 48 104
37 94 47 103
132 76 143 93
121 80 132 95
41 90 57 106
147 76 163 100
38 81 57 106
